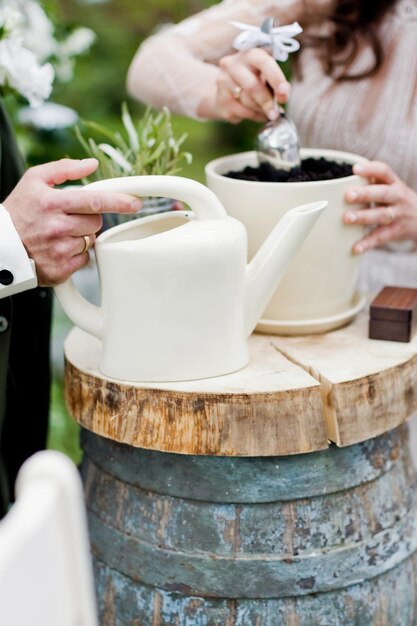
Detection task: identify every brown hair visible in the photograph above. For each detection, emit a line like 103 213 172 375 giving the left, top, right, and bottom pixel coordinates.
301 0 397 80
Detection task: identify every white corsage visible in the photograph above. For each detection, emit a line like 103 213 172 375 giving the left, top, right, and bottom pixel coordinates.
232 18 303 62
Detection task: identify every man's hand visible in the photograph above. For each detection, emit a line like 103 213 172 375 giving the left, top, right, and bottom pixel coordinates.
3 158 141 286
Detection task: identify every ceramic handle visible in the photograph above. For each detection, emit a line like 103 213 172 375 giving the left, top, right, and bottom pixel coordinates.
83 175 227 220
55 280 103 340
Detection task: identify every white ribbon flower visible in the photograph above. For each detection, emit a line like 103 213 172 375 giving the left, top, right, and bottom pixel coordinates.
232 19 303 62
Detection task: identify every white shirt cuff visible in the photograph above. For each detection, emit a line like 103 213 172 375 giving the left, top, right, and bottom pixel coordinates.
0 203 37 298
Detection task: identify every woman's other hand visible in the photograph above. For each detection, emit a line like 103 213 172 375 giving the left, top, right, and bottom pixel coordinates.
197 48 291 123
343 161 417 253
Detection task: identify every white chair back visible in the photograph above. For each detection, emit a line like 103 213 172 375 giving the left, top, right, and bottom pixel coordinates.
0 450 98 626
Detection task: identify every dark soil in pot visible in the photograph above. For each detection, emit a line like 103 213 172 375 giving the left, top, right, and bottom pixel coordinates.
225 157 353 183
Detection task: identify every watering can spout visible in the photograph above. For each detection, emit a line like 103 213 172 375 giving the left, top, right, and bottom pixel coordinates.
244 201 327 335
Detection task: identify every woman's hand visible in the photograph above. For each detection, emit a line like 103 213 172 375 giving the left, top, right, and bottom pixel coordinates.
343 161 417 254
198 48 291 123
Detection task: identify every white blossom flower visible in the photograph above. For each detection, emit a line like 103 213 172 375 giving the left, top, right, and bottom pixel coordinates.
19 0 57 62
0 37 54 107
54 27 95 82
0 6 22 34
0 0 95 105
54 57 75 83
59 27 96 57
18 102 78 130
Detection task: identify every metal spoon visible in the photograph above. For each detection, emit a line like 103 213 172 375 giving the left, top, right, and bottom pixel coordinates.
255 109 301 171
254 18 301 171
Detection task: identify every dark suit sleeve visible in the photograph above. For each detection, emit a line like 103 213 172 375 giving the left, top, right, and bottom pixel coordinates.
0 101 52 504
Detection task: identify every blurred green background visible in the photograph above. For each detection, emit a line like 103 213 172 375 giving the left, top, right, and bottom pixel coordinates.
15 0 258 173
9 0 258 462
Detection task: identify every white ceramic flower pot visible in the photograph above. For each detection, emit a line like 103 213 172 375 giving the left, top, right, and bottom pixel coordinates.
206 149 368 334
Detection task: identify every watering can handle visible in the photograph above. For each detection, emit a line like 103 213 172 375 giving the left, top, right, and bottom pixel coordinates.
83 175 227 220
54 175 228 339
55 279 103 339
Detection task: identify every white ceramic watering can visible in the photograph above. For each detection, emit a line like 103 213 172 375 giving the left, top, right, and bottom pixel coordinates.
55 176 326 382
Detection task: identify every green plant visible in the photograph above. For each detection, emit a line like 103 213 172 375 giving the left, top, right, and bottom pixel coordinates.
76 102 192 180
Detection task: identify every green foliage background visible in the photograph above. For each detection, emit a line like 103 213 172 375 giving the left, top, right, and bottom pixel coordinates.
17 0 258 179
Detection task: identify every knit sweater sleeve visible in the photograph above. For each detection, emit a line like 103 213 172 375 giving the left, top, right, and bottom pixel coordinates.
127 0 324 118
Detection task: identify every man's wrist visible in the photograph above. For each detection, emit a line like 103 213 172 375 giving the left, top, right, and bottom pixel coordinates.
0 204 37 298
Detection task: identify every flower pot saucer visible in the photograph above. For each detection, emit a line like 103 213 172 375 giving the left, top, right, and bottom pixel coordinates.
256 291 367 336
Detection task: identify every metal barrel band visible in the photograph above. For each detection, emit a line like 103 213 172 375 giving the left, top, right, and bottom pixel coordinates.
81 426 407 503
87 501 417 598
83 450 415 565
93 555 417 626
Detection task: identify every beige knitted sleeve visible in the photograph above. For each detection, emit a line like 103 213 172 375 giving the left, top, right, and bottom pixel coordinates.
127 0 319 118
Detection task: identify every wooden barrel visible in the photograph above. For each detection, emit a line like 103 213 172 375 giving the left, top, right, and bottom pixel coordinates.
81 424 417 626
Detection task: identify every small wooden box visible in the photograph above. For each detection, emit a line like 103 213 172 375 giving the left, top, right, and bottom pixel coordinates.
369 286 417 342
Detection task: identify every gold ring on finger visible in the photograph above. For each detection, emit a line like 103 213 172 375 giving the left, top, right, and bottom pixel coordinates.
81 234 91 254
233 85 243 100
385 207 396 224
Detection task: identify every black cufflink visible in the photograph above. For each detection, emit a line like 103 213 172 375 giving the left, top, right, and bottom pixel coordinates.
0 269 14 286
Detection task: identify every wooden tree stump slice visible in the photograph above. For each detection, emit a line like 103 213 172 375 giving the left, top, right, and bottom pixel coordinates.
64 305 417 456
64 329 325 456
271 308 417 447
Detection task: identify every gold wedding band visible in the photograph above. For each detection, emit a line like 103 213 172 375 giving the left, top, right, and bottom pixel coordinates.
385 207 396 224
233 85 243 100
81 235 91 254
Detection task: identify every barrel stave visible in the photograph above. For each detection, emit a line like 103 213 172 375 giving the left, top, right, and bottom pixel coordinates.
82 425 417 624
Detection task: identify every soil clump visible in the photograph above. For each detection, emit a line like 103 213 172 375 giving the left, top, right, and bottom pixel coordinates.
225 157 353 183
